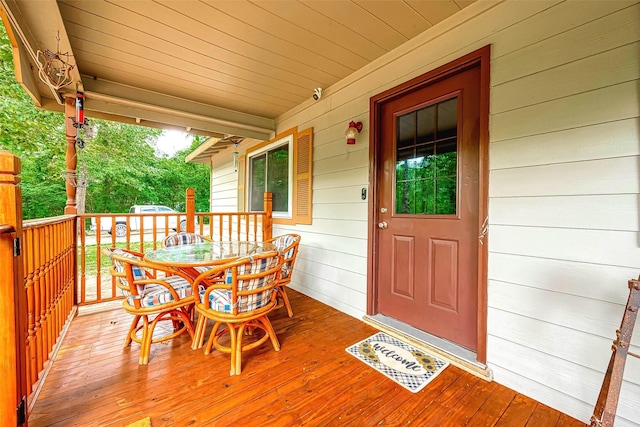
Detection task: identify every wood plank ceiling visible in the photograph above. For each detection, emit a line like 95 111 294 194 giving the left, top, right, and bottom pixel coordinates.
1 0 476 142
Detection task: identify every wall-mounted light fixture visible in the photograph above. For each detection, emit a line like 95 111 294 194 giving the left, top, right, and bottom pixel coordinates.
345 120 363 145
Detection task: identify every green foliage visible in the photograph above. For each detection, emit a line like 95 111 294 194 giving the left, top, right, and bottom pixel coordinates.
0 22 211 219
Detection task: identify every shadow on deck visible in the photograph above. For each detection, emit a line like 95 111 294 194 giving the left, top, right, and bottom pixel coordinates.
28 290 586 427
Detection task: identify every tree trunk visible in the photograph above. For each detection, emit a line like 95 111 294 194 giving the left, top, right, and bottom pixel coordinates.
75 166 87 215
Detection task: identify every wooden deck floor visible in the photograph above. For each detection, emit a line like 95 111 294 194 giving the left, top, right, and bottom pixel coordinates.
29 290 587 427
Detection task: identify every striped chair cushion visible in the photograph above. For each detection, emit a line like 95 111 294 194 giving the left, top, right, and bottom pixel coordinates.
271 235 297 278
109 249 147 294
200 288 273 313
272 235 297 258
130 275 193 307
199 255 279 313
164 232 208 247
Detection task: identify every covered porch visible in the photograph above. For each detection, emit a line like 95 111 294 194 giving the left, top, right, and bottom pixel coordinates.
29 290 584 427
1 0 639 426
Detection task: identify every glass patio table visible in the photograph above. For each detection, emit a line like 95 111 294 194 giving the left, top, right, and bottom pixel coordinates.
143 241 277 278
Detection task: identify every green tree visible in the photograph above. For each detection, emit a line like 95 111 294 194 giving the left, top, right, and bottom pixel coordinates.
0 22 211 219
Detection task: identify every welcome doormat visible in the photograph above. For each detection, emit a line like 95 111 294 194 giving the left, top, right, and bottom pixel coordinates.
346 332 449 393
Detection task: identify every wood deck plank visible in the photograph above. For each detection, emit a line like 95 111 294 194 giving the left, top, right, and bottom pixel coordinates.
495 393 539 426
466 383 518 426
526 402 562 426
27 290 586 427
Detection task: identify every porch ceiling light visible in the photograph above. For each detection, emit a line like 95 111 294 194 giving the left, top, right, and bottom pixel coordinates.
345 121 363 145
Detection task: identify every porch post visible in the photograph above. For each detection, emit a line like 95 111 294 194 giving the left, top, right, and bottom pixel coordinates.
185 188 195 233
263 192 272 241
0 151 28 426
64 97 78 214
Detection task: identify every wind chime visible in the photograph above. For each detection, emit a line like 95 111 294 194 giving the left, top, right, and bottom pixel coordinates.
36 32 75 90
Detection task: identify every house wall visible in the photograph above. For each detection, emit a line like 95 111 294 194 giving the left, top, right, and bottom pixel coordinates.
210 156 238 212
210 1 640 424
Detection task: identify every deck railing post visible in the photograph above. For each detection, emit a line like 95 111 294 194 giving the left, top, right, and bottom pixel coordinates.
64 97 78 215
263 192 273 241
186 188 195 233
0 150 28 426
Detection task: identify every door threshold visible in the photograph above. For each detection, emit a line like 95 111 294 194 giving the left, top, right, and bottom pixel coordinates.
363 314 492 381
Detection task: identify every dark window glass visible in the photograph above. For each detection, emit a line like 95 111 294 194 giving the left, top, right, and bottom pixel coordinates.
266 145 289 212
249 144 289 213
395 98 458 215
249 154 266 211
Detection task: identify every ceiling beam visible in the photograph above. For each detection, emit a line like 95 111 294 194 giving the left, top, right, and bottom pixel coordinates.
0 0 83 102
82 78 274 141
0 6 40 106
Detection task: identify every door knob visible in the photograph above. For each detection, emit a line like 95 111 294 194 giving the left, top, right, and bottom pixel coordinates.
378 221 388 229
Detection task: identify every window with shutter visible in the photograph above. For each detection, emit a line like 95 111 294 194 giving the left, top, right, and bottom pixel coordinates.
244 127 313 225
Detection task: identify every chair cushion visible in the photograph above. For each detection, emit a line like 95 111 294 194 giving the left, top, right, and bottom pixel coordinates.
109 249 146 280
272 235 297 259
164 232 207 247
199 288 273 314
199 255 279 313
131 275 193 307
109 249 147 294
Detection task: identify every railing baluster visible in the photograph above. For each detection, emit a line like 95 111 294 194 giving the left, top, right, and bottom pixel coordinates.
21 215 79 399
24 228 35 394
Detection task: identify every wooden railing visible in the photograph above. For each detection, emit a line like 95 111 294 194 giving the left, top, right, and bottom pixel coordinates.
1 149 274 418
0 223 28 427
76 192 273 305
21 215 76 396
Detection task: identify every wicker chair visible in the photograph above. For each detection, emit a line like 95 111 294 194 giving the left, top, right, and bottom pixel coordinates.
192 251 283 375
264 234 301 317
106 248 195 365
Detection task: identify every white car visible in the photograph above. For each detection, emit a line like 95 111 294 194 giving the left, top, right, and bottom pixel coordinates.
91 205 192 237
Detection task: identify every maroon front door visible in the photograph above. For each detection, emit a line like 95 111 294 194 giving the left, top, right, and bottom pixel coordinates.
375 62 481 351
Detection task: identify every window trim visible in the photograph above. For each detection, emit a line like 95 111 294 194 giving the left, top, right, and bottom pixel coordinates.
246 133 294 219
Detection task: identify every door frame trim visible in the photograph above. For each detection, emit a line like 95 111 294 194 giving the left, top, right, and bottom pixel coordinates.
366 45 491 364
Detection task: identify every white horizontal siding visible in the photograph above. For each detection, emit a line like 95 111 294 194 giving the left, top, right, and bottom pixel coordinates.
490 225 639 268
489 279 640 347
488 252 638 304
488 336 640 425
205 0 640 424
490 156 640 197
210 159 238 212
490 118 640 169
492 80 640 142
491 3 640 86
489 195 639 231
485 2 640 423
492 41 640 114
488 308 640 385
313 202 368 221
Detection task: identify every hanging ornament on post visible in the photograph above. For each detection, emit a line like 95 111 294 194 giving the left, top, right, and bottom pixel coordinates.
233 141 240 172
71 91 94 149
75 91 85 125
36 31 75 90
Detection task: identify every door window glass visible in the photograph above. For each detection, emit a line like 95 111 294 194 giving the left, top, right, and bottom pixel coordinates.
395 97 458 215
